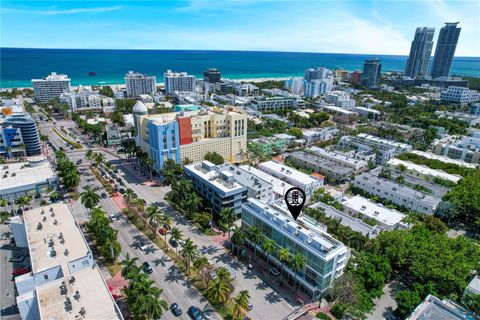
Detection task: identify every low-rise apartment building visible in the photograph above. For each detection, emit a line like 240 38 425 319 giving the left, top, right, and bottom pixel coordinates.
286 151 354 183
342 195 407 230
407 294 477 320
410 150 478 169
184 161 248 216
307 147 368 175
258 160 324 195
353 172 441 215
387 158 462 184
10 203 122 320
241 198 350 298
339 133 413 164
440 86 480 104
249 96 297 111
239 165 294 200
432 133 480 164
322 106 358 124
0 158 58 201
249 137 286 155
302 127 339 145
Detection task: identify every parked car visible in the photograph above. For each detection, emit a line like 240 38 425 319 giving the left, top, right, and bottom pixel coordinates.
247 303 253 311
159 227 167 235
139 244 150 252
179 240 186 247
101 193 108 199
76 159 82 165
119 188 126 194
187 306 203 320
12 267 30 276
142 262 153 274
169 239 178 247
163 223 171 231
170 303 183 317
109 214 118 221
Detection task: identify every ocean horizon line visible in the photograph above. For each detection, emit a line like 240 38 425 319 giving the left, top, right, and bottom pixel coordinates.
2 47 479 59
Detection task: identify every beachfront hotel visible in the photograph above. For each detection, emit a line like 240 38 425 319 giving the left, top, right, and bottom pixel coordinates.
9 203 122 320
241 198 350 299
32 72 71 102
124 71 157 98
134 101 247 171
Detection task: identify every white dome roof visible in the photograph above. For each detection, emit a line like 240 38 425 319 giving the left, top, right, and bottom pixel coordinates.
132 101 148 114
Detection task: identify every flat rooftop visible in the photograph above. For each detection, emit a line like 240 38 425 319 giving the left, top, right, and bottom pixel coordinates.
185 161 246 193
357 133 413 150
388 158 462 183
343 195 406 227
24 203 89 273
355 172 442 207
37 266 121 320
0 159 56 193
323 105 357 115
146 112 178 124
307 146 368 168
220 163 272 192
288 152 353 176
240 165 293 197
410 150 478 169
244 198 346 258
465 276 480 295
407 294 477 320
259 160 322 186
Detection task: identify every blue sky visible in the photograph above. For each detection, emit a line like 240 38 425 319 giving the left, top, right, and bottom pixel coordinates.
1 0 479 56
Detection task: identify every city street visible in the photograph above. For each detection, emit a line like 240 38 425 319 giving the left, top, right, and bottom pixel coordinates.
39 120 295 319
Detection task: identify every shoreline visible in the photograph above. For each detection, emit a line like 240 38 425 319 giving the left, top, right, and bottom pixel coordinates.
0 76 292 90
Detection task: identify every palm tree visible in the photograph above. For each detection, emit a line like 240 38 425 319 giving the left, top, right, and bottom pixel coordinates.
193 256 209 279
230 226 246 254
159 215 173 248
162 170 177 187
131 197 146 215
124 188 136 205
248 226 262 258
145 158 154 180
278 247 291 280
232 290 251 320
215 266 232 285
135 291 168 319
262 238 276 268
292 253 306 296
63 171 80 190
49 190 61 201
206 278 231 304
146 206 162 239
177 179 193 201
40 134 49 153
180 238 197 274
93 152 106 166
185 194 203 217
170 227 183 255
85 149 94 164
221 207 237 240
121 253 139 279
80 186 100 212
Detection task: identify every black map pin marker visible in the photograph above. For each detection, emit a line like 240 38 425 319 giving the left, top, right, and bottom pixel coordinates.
284 187 306 221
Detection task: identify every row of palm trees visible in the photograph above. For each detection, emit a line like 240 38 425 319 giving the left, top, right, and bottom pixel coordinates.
55 150 81 190
86 207 121 262
231 225 307 297
121 253 169 319
85 149 107 167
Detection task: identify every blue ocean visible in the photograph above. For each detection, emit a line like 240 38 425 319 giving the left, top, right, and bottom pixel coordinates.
1 48 479 88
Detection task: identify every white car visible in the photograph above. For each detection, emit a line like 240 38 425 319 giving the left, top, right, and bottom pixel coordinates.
140 244 150 252
109 214 118 221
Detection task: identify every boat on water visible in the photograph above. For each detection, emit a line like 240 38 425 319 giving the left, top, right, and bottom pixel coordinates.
88 71 97 76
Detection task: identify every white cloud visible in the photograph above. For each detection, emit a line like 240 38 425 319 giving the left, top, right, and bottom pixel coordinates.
2 5 123 15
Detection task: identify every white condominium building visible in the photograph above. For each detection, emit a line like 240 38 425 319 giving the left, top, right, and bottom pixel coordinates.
164 70 196 95
440 86 480 104
325 91 356 109
242 198 350 298
9 203 122 320
258 160 324 195
125 71 157 98
32 72 71 102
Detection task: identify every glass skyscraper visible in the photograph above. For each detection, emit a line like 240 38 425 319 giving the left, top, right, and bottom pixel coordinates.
362 59 382 88
404 27 435 78
430 22 461 78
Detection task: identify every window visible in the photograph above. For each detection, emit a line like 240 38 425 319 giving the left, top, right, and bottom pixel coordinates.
44 274 49 280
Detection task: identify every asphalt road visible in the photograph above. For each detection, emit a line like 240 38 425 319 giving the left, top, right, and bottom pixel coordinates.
39 119 294 320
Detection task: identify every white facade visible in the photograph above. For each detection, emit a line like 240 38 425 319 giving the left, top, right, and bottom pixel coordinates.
304 79 329 97
239 165 294 200
284 77 304 95
387 158 462 183
258 161 323 195
440 86 480 104
164 70 196 95
32 72 71 102
11 203 122 320
124 71 157 98
342 195 407 230
325 91 356 109
249 96 297 111
302 127 339 145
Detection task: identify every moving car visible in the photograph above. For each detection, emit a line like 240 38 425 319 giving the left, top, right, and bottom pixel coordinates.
109 214 118 221
142 262 153 274
187 306 203 320
170 303 183 317
101 192 108 199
